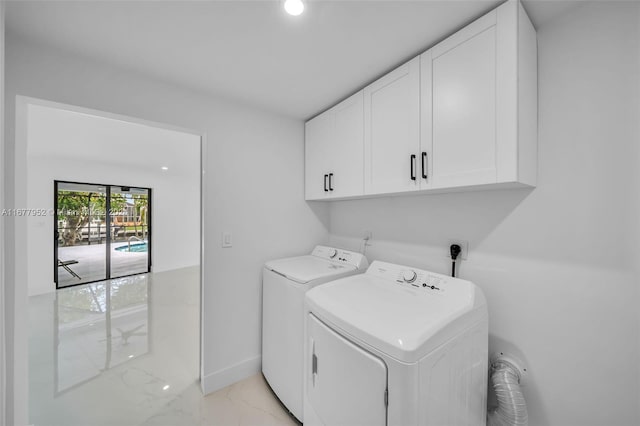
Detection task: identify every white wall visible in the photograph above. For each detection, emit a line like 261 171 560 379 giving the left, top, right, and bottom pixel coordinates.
4 35 330 424
25 103 200 296
329 3 640 425
0 3 6 425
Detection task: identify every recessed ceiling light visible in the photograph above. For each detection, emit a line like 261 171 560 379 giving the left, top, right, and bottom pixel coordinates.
161 166 169 171
284 0 304 16
163 385 170 391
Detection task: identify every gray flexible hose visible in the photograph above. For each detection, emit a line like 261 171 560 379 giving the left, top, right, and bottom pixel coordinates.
487 359 528 426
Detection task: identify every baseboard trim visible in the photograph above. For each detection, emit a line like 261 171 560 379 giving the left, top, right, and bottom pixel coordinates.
201 355 262 395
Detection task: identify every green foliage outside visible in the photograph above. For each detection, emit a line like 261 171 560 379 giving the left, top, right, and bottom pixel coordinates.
57 190 128 246
119 194 149 239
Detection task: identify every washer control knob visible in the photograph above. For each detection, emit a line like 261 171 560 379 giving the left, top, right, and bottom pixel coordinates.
328 248 338 259
402 270 417 283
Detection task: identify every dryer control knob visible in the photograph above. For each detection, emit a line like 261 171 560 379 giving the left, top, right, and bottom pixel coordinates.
402 270 417 283
328 249 338 259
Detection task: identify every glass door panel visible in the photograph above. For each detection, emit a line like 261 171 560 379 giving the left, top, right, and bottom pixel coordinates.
55 182 108 287
109 186 150 279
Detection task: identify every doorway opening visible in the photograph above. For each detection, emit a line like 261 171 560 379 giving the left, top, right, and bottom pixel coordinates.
14 95 203 426
54 180 152 288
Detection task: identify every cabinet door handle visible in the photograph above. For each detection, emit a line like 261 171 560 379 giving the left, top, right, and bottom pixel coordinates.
328 173 334 191
324 174 328 192
422 152 428 179
410 155 416 181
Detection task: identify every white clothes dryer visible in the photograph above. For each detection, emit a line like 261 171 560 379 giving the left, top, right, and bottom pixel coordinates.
262 245 368 421
304 260 488 426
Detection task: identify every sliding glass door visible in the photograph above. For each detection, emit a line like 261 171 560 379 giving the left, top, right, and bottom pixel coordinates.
55 181 152 288
110 186 151 279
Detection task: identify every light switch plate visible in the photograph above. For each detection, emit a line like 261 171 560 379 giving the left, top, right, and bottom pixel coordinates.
222 232 232 248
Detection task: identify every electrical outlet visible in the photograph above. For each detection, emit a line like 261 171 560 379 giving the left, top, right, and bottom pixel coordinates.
448 239 468 260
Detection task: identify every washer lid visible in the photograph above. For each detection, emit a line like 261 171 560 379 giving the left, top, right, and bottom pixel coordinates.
305 261 487 362
265 256 357 284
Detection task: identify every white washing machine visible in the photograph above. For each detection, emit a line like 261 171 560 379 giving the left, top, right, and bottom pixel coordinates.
262 245 368 421
304 260 488 426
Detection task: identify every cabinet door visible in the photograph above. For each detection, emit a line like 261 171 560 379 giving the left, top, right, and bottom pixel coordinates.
364 57 420 195
305 111 333 200
329 92 364 198
430 12 498 188
305 92 364 200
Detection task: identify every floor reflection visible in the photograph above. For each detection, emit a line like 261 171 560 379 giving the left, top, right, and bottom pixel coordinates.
55 275 150 394
29 267 199 426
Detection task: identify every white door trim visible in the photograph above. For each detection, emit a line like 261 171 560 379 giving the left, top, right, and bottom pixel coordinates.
1 3 6 425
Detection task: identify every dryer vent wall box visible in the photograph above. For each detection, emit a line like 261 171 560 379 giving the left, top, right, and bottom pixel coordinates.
261 246 368 421
304 260 488 425
305 0 536 201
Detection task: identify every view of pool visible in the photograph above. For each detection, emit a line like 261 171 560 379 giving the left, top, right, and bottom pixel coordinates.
115 242 148 253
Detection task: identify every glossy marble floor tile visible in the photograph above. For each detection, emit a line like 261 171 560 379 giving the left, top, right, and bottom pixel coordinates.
30 267 199 426
141 374 299 426
29 266 298 426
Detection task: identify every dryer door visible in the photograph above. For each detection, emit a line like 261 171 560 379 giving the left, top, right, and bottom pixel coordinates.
307 314 387 426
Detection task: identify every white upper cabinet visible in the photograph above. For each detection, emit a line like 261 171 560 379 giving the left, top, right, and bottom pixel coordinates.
305 91 364 200
424 0 537 189
363 57 421 195
304 0 536 201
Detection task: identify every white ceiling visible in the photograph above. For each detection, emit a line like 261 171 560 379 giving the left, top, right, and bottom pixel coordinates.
27 103 201 177
7 0 580 120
